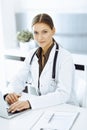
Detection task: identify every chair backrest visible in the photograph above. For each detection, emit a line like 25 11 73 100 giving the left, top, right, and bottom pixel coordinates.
74 69 87 107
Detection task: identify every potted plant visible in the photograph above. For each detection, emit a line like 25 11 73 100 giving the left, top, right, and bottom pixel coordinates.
17 29 35 51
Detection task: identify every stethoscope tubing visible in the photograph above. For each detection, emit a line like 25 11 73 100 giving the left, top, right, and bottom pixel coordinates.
29 40 59 95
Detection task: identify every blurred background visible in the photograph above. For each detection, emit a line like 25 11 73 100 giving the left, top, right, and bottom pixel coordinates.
0 0 87 52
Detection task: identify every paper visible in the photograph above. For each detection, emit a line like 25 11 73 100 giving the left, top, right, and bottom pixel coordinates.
31 111 80 130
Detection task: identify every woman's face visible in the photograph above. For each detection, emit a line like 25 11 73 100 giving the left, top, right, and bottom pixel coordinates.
32 23 55 51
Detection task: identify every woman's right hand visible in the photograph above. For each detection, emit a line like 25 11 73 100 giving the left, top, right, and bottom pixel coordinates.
5 93 21 105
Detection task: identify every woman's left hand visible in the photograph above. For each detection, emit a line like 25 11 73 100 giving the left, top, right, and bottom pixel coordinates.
8 100 30 113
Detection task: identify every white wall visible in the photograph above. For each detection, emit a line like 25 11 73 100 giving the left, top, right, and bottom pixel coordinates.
1 0 87 49
14 0 87 13
1 0 17 49
0 0 4 53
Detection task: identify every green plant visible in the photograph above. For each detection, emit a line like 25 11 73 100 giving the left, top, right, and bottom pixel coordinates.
17 30 34 43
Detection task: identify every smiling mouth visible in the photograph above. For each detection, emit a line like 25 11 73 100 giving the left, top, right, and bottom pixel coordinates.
39 41 45 44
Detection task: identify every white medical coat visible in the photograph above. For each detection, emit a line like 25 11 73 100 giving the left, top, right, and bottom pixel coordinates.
8 43 77 109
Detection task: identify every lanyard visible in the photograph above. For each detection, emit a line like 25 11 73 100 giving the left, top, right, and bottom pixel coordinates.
29 41 59 95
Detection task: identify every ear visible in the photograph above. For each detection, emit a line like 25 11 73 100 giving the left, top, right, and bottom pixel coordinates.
52 27 56 35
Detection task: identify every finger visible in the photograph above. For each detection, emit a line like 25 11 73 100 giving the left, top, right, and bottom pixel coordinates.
11 93 21 103
8 101 29 113
7 93 20 104
8 101 22 113
6 98 12 105
16 101 29 111
12 93 19 102
9 102 27 113
8 102 18 113
9 94 17 103
6 95 14 104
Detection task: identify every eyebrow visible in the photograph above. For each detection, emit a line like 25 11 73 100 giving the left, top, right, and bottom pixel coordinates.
34 29 48 32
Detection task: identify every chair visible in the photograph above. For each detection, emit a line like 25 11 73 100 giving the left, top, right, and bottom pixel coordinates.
74 68 87 107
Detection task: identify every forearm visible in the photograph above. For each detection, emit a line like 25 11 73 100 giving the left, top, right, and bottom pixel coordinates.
29 91 69 109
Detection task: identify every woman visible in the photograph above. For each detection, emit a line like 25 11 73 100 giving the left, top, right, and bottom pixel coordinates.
5 13 76 113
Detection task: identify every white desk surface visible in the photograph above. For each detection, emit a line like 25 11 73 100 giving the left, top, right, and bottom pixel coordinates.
0 104 87 130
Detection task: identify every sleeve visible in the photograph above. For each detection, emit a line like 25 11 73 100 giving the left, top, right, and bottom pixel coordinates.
6 54 32 94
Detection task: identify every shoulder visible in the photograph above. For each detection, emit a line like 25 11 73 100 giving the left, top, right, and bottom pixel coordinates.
59 45 72 58
58 44 74 64
25 47 38 58
24 47 38 63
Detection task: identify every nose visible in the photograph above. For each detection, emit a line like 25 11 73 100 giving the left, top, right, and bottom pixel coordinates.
37 34 43 41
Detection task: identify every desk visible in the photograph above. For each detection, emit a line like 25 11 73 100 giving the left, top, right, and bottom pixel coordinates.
0 104 87 130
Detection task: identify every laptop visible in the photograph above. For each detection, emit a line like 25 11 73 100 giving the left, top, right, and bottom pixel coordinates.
0 91 29 119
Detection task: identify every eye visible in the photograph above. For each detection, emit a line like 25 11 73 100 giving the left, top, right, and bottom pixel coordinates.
34 31 38 35
43 30 48 33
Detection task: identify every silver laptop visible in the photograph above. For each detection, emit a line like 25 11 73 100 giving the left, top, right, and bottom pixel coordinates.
0 91 29 119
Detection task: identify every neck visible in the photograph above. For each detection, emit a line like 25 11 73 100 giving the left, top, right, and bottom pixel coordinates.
42 40 53 54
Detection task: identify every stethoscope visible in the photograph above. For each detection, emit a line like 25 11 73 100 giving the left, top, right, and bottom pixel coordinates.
29 40 59 95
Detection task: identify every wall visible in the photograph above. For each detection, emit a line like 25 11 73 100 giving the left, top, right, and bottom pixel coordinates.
14 0 87 13
0 0 4 53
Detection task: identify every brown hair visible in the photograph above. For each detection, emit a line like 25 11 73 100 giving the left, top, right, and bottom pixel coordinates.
32 13 54 29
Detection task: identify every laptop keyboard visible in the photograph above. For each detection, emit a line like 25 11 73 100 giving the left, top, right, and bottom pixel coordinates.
7 108 21 116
